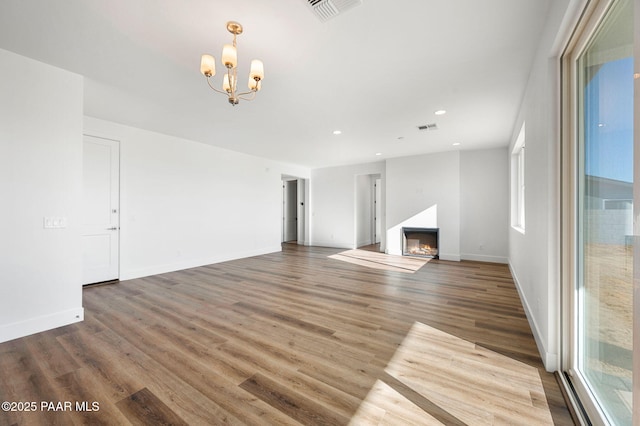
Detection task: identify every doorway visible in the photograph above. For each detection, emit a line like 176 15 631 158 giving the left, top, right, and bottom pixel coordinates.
355 173 382 251
282 176 306 245
82 135 120 285
282 179 298 243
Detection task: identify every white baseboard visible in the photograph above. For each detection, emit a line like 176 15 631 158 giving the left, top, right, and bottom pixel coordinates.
0 307 84 344
461 253 508 264
357 239 374 248
439 253 461 261
509 263 558 372
121 246 283 281
309 241 354 250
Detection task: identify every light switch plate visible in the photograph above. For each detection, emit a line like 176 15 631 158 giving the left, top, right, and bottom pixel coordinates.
44 216 67 229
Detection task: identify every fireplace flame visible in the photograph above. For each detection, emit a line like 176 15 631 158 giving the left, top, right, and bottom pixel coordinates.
408 244 438 256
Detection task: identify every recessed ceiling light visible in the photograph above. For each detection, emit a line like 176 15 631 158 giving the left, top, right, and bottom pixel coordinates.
375 152 382 156
453 142 461 146
333 130 342 135
435 110 447 115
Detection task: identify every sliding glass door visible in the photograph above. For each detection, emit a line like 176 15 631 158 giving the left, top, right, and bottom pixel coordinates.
565 0 637 424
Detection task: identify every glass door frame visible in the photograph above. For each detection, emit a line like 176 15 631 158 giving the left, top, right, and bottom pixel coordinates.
561 0 638 424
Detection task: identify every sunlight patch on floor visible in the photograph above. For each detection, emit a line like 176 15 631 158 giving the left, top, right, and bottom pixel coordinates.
351 322 554 425
328 250 429 273
349 379 444 425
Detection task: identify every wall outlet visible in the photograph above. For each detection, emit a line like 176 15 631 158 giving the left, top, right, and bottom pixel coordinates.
43 216 67 229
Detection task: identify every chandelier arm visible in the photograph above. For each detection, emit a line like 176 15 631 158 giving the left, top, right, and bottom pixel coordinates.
206 77 230 96
236 90 257 98
237 92 257 101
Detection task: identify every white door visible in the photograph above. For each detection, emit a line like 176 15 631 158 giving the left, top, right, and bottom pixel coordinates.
82 135 120 284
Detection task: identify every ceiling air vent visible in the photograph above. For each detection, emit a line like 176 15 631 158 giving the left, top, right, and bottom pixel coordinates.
305 0 363 22
418 123 438 131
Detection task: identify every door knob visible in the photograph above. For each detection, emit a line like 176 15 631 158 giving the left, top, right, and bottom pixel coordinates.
106 227 119 231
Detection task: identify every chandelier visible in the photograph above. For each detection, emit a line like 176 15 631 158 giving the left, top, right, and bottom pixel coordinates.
200 21 264 106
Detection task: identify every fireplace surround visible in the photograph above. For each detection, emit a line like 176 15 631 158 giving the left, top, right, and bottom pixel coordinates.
402 227 439 258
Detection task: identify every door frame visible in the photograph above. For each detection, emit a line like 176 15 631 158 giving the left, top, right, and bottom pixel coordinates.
282 178 298 243
82 134 121 285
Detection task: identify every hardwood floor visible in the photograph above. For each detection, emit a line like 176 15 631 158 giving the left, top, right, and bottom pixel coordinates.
0 244 574 425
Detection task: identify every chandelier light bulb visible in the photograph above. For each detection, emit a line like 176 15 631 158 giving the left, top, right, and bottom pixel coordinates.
200 54 216 77
221 44 237 68
250 59 264 81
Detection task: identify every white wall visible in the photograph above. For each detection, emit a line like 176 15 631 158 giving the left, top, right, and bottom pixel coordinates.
0 49 84 342
0 46 311 343
84 117 310 280
460 148 509 263
508 0 582 371
310 162 385 249
314 150 506 262
386 151 461 260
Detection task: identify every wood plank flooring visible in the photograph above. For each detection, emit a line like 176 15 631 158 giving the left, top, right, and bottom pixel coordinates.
328 249 430 273
0 244 574 425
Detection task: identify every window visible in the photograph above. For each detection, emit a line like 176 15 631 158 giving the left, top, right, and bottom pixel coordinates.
511 124 526 232
562 0 635 424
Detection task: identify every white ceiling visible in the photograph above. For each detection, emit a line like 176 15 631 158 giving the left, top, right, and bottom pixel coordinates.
0 0 551 168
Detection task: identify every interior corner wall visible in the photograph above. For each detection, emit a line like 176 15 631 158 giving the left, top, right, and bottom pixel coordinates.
84 117 310 281
508 0 580 371
0 48 84 343
460 148 509 263
386 151 461 261
310 162 385 249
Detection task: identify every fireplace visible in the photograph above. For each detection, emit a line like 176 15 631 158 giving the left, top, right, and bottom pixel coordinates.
402 227 439 258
